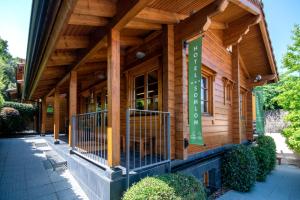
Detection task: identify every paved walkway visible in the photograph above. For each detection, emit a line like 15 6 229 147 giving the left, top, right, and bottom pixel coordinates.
218 165 300 200
0 137 88 200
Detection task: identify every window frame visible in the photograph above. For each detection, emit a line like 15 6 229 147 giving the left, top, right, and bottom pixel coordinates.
126 58 162 111
201 65 216 117
240 87 248 120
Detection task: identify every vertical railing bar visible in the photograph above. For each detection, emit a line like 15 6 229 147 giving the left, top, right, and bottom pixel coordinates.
139 110 142 168
150 112 152 164
155 112 157 163
133 110 136 169
164 113 166 160
144 110 147 166
160 112 162 162
126 109 130 189
167 112 171 172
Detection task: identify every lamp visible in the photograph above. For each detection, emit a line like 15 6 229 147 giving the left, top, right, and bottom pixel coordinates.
254 74 262 82
136 51 145 59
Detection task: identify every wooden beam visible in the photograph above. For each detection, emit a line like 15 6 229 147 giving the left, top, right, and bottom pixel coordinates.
175 0 229 40
54 89 60 142
57 36 89 49
229 0 261 15
210 20 227 29
48 52 77 66
69 13 108 26
248 74 276 87
107 29 120 167
239 55 250 78
68 71 77 146
134 7 188 24
223 14 261 47
74 0 116 17
232 44 241 144
125 20 162 30
50 0 150 97
41 96 47 135
162 24 175 159
120 36 143 46
77 62 107 75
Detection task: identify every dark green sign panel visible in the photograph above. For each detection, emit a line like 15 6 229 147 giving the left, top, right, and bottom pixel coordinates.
254 87 265 134
188 37 203 145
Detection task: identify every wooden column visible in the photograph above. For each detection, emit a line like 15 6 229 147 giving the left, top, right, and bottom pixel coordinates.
107 29 120 167
246 91 254 141
163 25 175 159
232 44 241 144
54 89 60 143
41 97 47 135
69 71 77 146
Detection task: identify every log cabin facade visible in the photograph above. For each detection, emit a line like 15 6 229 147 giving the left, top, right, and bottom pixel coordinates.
23 0 277 199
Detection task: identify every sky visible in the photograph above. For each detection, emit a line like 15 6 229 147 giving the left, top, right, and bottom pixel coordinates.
0 0 299 73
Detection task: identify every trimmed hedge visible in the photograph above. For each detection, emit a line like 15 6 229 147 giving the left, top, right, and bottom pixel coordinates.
123 173 206 200
256 135 276 172
0 107 22 132
0 102 37 133
222 145 258 192
252 135 276 181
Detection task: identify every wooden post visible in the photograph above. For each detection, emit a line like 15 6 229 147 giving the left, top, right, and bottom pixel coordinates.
163 25 175 159
54 89 60 144
41 97 47 135
246 91 254 141
232 44 241 144
107 29 120 167
69 71 77 146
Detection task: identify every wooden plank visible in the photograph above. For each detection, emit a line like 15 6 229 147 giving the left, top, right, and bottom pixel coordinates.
41 96 47 135
232 44 241 144
74 0 116 17
223 14 261 47
175 0 229 40
134 7 188 24
49 0 151 98
210 20 227 29
120 36 143 47
107 29 120 167
57 36 89 49
162 24 175 159
68 71 77 146
125 20 162 30
69 13 108 26
48 52 77 66
54 89 60 141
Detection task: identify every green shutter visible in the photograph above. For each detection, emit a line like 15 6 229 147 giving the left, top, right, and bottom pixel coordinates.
254 87 265 135
188 37 203 145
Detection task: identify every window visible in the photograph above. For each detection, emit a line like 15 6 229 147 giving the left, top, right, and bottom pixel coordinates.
130 64 161 111
222 77 234 105
201 76 209 113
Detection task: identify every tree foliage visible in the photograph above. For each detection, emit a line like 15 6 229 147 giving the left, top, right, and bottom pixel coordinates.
0 37 18 103
272 25 300 152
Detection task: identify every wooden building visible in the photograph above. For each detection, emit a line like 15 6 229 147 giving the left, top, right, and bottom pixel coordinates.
23 0 277 199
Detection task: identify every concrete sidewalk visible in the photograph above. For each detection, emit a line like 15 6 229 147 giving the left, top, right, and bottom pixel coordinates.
218 165 300 200
0 137 88 200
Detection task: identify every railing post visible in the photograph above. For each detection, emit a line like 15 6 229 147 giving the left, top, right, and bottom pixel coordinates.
126 109 130 189
167 112 171 172
72 115 76 151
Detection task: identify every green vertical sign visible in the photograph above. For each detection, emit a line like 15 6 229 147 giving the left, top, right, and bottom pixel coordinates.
188 37 203 145
254 87 265 135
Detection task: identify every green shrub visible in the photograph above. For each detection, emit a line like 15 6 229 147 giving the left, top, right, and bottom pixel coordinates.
123 173 206 200
122 177 178 200
0 107 22 132
0 101 37 120
256 135 276 172
252 145 270 181
222 145 258 192
158 173 206 200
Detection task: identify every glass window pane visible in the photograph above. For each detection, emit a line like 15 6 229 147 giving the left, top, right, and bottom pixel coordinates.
201 77 207 88
148 70 158 84
135 75 145 109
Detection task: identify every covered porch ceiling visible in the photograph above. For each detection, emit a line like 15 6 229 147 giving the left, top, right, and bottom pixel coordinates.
25 0 277 100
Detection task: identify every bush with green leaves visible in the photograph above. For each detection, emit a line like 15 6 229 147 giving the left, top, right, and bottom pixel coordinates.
222 145 258 192
0 101 37 120
252 145 270 181
256 135 276 172
0 107 22 132
123 173 206 200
